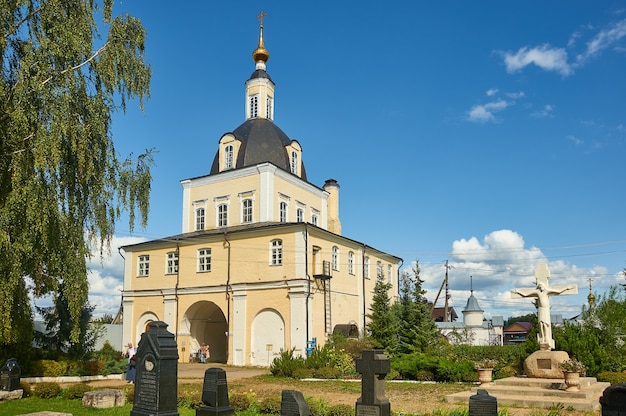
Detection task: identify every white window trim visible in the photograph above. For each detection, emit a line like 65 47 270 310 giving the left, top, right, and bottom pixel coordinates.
197 248 212 273
271 239 283 266
166 252 179 275
348 251 354 275
138 255 150 277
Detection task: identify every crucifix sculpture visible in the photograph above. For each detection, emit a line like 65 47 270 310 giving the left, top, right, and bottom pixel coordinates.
511 263 577 350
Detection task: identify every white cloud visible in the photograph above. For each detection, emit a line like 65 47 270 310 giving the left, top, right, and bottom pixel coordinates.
486 88 499 97
531 104 554 118
567 135 584 146
577 18 626 64
413 230 618 320
503 44 572 76
86 235 146 317
467 99 511 123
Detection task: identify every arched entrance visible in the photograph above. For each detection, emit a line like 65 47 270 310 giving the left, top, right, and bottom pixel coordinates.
183 301 228 363
250 309 285 367
136 312 159 344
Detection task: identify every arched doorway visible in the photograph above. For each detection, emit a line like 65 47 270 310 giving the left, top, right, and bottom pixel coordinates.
183 301 228 363
250 309 285 366
136 312 159 344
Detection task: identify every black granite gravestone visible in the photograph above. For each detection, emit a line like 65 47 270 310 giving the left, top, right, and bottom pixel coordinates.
281 390 312 416
469 389 497 416
196 368 234 416
0 358 21 391
131 321 179 416
355 349 391 416
600 383 626 416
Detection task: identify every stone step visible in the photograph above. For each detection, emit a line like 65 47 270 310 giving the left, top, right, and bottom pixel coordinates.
446 377 610 412
447 390 602 412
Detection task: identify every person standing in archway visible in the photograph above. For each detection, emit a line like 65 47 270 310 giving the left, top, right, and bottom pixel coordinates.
200 343 210 363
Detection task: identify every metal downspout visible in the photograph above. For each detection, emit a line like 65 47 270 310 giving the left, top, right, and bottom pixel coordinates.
223 232 231 362
304 224 310 347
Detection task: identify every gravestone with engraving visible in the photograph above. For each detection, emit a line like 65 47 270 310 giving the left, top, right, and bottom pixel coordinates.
355 349 391 416
600 383 626 416
131 321 179 416
196 367 234 416
281 390 312 416
0 358 21 391
469 389 497 416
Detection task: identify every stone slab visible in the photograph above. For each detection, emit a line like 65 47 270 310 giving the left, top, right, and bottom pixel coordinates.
447 376 609 412
82 389 126 408
0 389 23 401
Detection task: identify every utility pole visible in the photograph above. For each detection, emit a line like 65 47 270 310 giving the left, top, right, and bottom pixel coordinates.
444 260 452 322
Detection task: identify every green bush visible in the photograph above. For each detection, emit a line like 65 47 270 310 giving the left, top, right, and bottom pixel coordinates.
19 381 31 397
293 367 314 379
177 391 203 409
125 384 135 403
229 392 252 411
258 395 282 415
270 348 306 378
597 371 626 384
64 383 92 399
435 358 475 382
83 359 104 376
103 357 127 375
33 382 62 398
312 366 342 379
31 359 64 377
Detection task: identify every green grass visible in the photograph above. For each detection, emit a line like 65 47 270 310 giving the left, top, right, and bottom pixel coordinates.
0 396 198 416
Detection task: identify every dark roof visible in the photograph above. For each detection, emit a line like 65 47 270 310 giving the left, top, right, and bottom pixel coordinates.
248 69 274 82
209 118 307 180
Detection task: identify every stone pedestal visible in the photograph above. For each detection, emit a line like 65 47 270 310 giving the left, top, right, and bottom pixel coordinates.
523 350 570 379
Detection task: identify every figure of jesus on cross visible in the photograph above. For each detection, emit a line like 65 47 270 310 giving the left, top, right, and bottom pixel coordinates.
511 263 577 351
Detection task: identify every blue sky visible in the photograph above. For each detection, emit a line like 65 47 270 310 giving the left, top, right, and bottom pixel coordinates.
81 1 626 322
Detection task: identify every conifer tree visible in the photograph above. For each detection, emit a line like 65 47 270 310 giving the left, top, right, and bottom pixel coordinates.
366 272 397 350
0 0 152 349
392 261 439 354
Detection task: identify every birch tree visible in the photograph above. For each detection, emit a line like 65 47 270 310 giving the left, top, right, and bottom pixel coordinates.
0 0 152 348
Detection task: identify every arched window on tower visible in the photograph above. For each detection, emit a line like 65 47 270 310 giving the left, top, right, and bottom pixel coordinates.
249 94 259 118
224 145 234 169
291 151 298 175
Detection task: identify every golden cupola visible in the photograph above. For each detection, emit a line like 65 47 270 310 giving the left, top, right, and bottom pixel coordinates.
252 11 270 68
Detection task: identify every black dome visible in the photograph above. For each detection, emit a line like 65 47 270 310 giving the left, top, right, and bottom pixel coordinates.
209 118 307 180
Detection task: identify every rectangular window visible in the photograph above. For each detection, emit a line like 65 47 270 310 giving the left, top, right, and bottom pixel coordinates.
348 251 354 275
271 240 283 265
196 208 205 231
138 255 150 277
296 208 303 223
242 199 253 223
218 204 228 227
167 252 179 274
332 246 339 271
388 264 392 284
198 248 211 272
266 96 273 119
364 257 370 279
279 202 287 223
250 95 259 118
224 145 234 169
377 261 383 278
311 214 318 226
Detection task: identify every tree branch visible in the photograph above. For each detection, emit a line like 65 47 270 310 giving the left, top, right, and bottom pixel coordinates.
41 42 109 86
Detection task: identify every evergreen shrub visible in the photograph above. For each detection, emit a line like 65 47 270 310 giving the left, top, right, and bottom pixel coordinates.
270 348 306 378
596 371 626 384
82 359 104 376
64 383 92 399
19 381 31 397
31 360 64 377
33 382 61 398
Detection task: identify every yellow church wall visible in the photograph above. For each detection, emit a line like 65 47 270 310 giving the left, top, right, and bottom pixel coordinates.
273 176 326 223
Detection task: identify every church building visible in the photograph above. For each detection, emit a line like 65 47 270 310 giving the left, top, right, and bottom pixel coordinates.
121 17 402 366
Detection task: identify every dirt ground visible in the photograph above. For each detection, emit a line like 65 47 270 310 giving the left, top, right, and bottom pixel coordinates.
82 363 599 416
